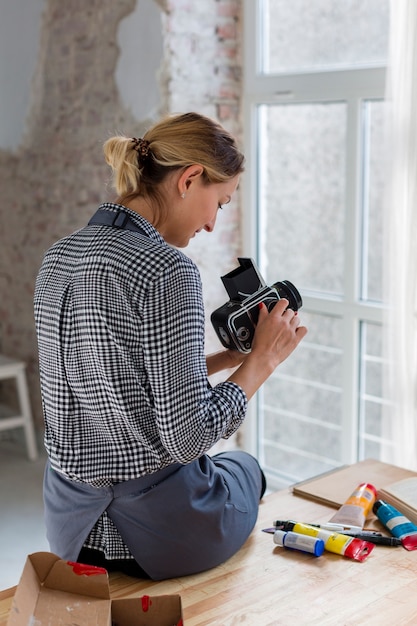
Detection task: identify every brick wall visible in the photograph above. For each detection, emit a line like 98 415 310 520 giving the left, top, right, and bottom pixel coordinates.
0 0 243 427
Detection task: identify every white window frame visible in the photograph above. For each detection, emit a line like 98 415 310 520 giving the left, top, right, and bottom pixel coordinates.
241 0 388 480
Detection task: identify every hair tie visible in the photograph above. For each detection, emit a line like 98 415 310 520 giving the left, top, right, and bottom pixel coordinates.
131 137 150 162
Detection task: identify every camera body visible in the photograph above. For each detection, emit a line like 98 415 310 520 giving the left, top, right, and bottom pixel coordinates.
211 258 302 354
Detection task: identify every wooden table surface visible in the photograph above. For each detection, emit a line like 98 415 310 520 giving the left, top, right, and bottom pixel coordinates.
1 487 417 625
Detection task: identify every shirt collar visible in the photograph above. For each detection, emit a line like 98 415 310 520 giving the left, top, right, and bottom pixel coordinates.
98 202 165 245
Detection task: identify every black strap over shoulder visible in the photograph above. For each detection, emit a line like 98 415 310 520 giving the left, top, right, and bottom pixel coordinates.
88 208 148 237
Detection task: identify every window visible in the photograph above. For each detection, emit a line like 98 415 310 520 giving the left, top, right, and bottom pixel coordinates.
242 0 390 488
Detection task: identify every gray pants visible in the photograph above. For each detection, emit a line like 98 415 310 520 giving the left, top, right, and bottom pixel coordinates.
44 451 264 580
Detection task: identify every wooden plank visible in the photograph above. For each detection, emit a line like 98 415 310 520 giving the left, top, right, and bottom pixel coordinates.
0 588 15 626
108 480 417 625
2 461 417 625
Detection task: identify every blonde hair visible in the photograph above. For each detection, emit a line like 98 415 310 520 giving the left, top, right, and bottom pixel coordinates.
103 112 244 214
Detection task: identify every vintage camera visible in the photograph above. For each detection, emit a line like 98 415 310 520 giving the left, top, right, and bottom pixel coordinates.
211 258 302 354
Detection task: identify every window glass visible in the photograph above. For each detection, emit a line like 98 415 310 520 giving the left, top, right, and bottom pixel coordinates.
262 0 390 74
259 103 346 295
358 322 391 458
260 311 343 483
249 0 389 484
360 100 387 303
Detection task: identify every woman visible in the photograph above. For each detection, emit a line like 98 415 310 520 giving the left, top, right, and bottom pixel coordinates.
34 112 307 580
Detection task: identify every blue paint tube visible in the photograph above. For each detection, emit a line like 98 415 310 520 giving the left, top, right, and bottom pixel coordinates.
373 499 417 551
273 530 325 557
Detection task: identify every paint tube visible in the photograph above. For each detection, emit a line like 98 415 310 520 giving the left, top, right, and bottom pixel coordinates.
274 521 374 561
328 483 377 529
273 530 325 557
373 500 417 551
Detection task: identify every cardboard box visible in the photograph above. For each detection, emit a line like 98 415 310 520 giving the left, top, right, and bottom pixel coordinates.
7 552 183 626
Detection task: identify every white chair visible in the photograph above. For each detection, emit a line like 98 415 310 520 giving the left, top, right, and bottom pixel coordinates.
0 354 38 460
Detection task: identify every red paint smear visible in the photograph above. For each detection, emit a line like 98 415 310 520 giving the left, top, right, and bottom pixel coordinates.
141 595 152 612
67 561 107 576
177 620 184 626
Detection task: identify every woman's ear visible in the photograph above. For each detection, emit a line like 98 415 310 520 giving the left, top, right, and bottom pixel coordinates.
178 164 204 196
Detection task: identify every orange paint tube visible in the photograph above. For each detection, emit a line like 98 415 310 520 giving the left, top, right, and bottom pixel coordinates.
328 483 377 529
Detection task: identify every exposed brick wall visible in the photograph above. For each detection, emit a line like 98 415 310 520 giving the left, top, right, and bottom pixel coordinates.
0 0 243 430
160 0 244 353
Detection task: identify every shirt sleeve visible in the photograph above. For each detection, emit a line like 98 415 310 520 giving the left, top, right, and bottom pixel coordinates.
141 255 247 463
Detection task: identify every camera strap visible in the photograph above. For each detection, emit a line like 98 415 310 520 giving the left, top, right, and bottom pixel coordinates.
88 208 148 237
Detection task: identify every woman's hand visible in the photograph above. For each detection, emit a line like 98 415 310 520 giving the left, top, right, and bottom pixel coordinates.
251 300 306 367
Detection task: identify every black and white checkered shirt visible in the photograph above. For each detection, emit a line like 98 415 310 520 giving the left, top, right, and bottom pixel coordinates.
34 203 247 559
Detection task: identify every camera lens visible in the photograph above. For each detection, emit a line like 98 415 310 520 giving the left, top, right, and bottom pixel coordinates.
273 280 303 311
236 326 250 341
